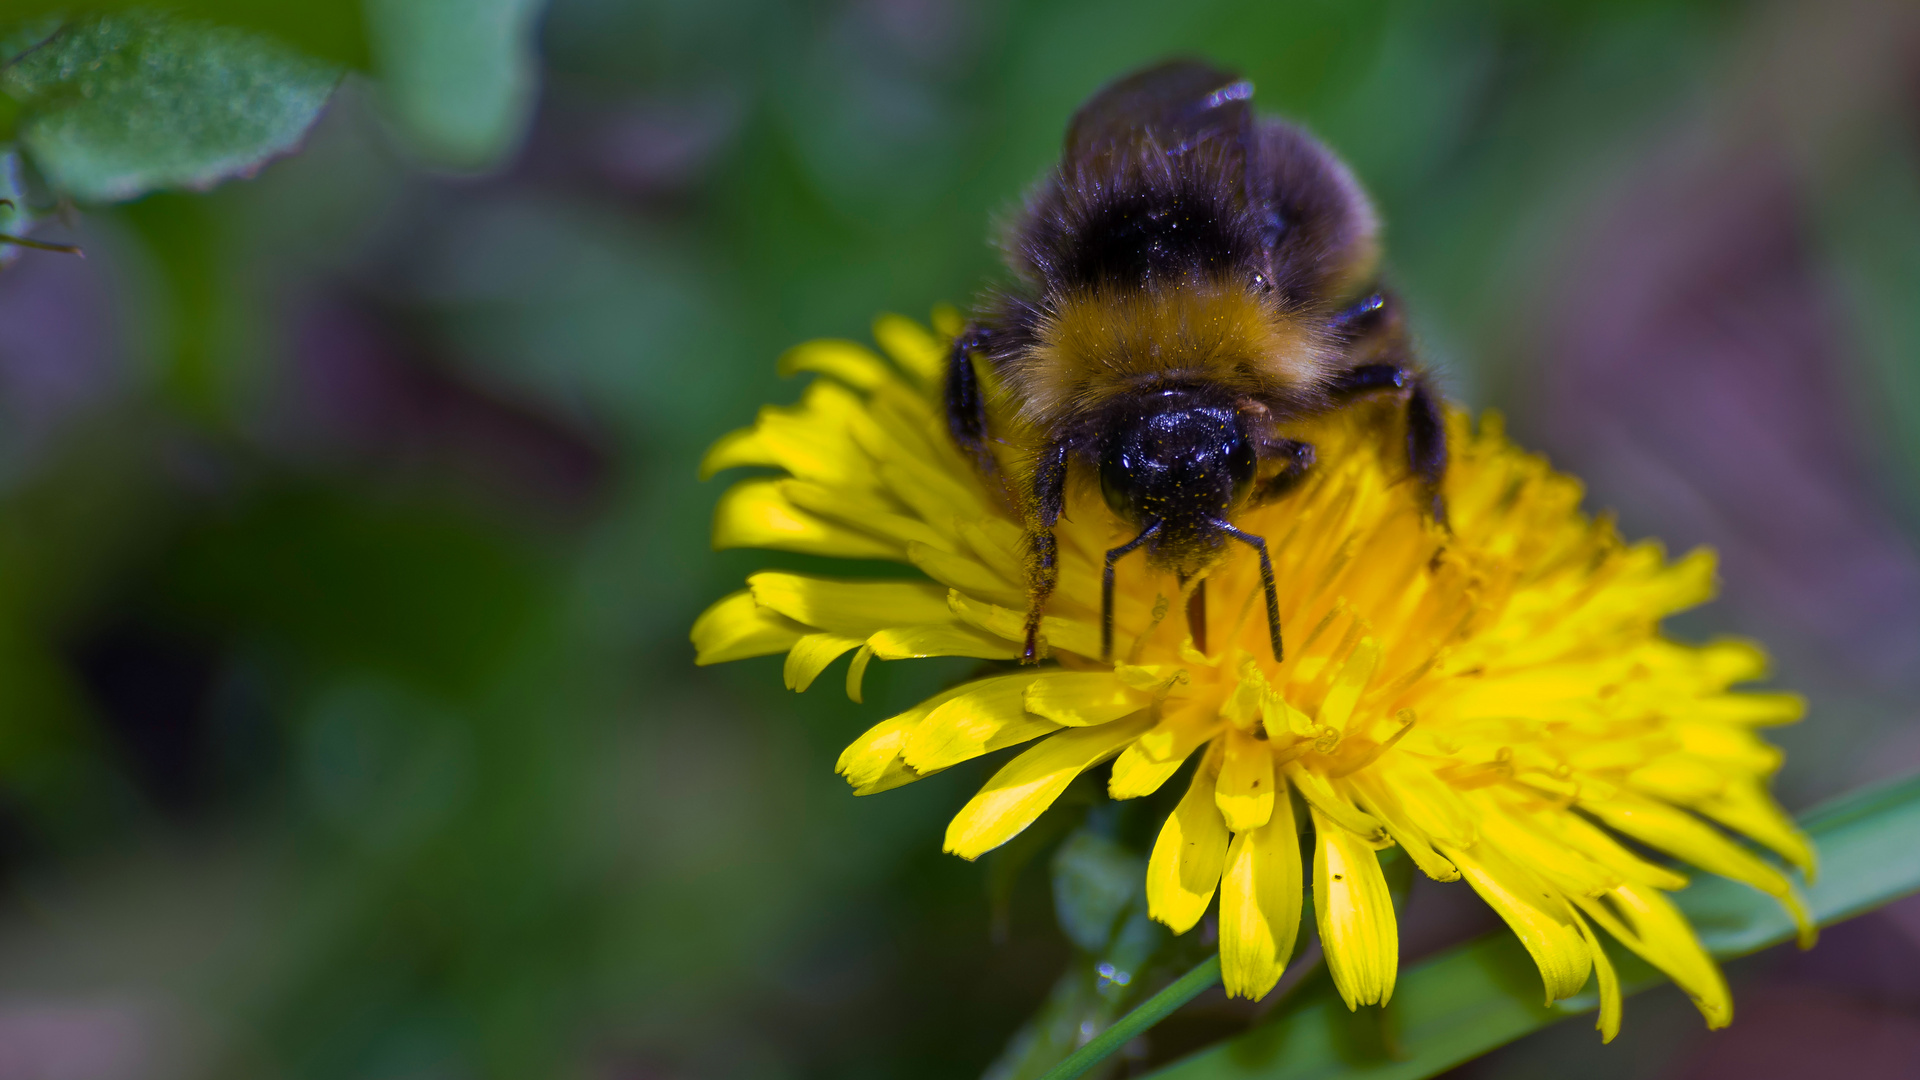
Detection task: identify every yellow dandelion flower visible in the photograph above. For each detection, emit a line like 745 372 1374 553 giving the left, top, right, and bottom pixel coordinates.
692 312 1814 1040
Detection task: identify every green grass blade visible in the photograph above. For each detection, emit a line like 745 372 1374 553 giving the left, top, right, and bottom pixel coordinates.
1038 956 1222 1080
1145 771 1920 1080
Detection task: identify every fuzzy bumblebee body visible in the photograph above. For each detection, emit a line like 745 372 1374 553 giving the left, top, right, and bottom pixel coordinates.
945 60 1448 663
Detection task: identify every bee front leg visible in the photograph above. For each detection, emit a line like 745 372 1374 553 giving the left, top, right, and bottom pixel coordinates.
1250 435 1316 505
1022 440 1068 664
1239 400 1316 505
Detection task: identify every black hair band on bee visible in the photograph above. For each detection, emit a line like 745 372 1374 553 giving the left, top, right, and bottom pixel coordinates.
1101 519 1162 661
1213 521 1283 663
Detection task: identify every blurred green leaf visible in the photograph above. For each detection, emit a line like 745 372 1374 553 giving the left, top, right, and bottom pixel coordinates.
1 2 369 67
363 0 546 168
990 824 1172 1080
1053 830 1145 953
0 15 63 68
1145 771 1920 1079
0 12 339 203
0 146 34 258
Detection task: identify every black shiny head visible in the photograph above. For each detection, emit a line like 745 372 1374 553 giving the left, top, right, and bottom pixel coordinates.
1097 386 1255 573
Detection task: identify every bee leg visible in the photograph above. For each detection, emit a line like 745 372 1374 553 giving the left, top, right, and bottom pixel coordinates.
1102 520 1162 661
1406 376 1449 528
945 323 998 480
1250 436 1315 505
1328 362 1449 528
1213 521 1283 662
1022 440 1069 664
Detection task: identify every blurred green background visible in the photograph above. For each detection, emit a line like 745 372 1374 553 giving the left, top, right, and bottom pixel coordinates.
1 0 1919 1077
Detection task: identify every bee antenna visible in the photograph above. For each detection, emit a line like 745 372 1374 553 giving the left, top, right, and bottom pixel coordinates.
1214 521 1283 662
1101 519 1161 661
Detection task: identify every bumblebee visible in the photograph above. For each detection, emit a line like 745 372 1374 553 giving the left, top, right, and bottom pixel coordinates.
945 59 1447 664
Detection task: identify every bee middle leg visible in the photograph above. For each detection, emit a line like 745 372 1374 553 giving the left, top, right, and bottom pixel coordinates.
944 323 998 481
1328 291 1448 526
1329 362 1448 527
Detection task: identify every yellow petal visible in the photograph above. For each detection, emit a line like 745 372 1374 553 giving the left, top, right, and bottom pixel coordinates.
714 480 899 559
1569 906 1622 1043
837 714 915 791
866 623 1022 661
873 313 944 384
725 381 870 483
690 590 806 665
1286 765 1388 845
1110 707 1219 799
786 482 950 551
1312 806 1399 1009
1543 807 1689 892
851 756 923 795
908 540 1024 608
905 674 1059 772
1025 672 1147 726
1221 663 1268 731
944 714 1154 859
1584 793 1813 947
1147 745 1230 933
699 427 779 478
836 678 985 791
954 518 1028 582
1220 777 1303 999
1315 635 1379 734
1446 842 1591 1004
1576 883 1731 1029
783 633 864 691
1346 773 1458 882
777 338 892 390
1692 780 1817 877
1265 692 1318 740
1215 729 1276 832
845 645 874 702
748 573 950 635
948 590 1104 659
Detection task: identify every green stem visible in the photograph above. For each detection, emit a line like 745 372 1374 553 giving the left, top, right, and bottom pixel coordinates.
1038 955 1223 1080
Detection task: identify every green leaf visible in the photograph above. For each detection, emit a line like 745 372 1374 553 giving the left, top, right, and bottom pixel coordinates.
0 13 340 204
362 0 546 168
1053 830 1148 953
0 2 369 67
1144 772 1920 1079
0 15 64 68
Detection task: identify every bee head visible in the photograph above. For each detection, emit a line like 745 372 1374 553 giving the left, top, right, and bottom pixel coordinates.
1097 386 1256 573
